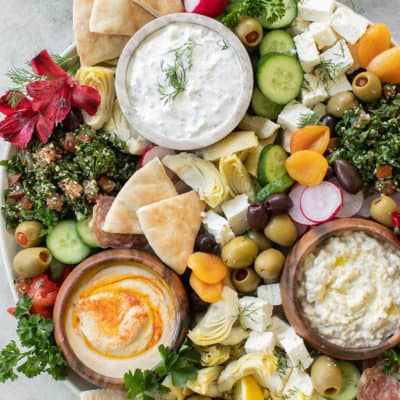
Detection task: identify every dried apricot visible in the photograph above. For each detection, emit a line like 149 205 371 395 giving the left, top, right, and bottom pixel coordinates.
189 273 223 303
290 125 330 154
285 150 328 186
367 47 400 84
356 23 392 68
187 252 228 284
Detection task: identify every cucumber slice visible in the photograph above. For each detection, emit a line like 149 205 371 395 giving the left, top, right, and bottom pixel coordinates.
251 88 283 120
260 30 296 56
46 220 91 264
256 174 294 202
258 0 297 29
257 53 303 105
326 361 360 400
77 217 99 248
258 144 288 186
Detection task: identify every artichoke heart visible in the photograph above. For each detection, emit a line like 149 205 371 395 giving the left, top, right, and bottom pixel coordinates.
219 326 249 346
186 367 224 398
218 352 277 392
163 153 228 208
198 345 231 367
188 287 239 346
219 154 255 201
161 375 185 400
75 66 115 129
104 100 150 155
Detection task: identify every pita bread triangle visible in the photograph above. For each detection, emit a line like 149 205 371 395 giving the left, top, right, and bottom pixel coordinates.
131 0 183 17
137 191 206 275
102 157 177 234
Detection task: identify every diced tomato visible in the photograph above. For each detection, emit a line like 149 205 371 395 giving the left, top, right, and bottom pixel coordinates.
7 307 15 317
27 274 59 309
30 303 53 319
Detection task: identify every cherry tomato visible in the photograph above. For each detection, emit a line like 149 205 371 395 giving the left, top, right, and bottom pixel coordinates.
27 274 59 309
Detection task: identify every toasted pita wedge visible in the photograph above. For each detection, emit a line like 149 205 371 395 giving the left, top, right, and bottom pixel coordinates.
131 0 183 17
90 0 154 36
73 0 130 66
103 158 177 234
137 191 206 275
80 389 127 400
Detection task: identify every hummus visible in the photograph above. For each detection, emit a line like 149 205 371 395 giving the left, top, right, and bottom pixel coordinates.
65 263 178 378
297 232 400 348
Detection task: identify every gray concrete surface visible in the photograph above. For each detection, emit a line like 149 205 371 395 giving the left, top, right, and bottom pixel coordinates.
0 0 399 399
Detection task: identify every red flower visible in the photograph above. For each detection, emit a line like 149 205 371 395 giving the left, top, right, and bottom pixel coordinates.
0 50 101 148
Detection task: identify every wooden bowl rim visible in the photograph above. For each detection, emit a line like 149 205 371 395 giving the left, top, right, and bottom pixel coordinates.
53 249 189 389
281 217 400 360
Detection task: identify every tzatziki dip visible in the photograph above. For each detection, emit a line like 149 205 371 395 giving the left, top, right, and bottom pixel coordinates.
126 21 245 148
297 232 400 348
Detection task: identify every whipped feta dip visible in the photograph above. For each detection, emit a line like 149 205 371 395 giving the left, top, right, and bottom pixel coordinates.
127 22 244 143
297 232 400 348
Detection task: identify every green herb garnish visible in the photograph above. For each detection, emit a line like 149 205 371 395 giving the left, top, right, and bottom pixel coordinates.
0 297 67 382
382 349 400 381
50 53 81 75
298 112 320 128
315 60 345 86
274 348 290 377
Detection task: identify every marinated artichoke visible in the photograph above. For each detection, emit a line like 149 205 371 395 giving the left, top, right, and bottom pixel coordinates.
219 154 255 201
219 326 249 346
163 153 228 208
186 367 224 398
188 287 239 346
104 100 149 155
75 66 115 129
198 345 230 367
218 352 277 392
161 376 185 400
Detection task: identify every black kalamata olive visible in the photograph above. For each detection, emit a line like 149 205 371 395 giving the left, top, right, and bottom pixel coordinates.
333 159 363 194
189 291 209 312
195 233 217 253
247 203 269 231
320 114 338 135
62 108 83 132
264 193 293 215
324 165 335 180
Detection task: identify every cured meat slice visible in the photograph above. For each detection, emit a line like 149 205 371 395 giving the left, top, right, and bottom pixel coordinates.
358 363 400 400
90 196 147 249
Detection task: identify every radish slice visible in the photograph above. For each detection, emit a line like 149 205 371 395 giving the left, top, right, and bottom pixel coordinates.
184 0 228 17
289 184 316 225
329 178 364 218
139 145 176 168
300 182 343 224
357 193 380 218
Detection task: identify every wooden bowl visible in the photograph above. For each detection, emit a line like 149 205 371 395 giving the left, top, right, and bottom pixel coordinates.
281 217 400 360
53 249 189 389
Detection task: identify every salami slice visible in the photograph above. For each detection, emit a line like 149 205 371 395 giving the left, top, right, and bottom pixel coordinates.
91 196 147 249
358 363 400 400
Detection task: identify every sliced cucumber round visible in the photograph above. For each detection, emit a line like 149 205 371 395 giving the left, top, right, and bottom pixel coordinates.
77 217 99 248
257 53 303 105
258 0 297 29
251 88 283 120
260 29 296 56
258 144 288 186
326 361 360 400
46 220 91 264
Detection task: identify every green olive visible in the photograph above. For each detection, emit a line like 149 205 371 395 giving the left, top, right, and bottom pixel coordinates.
352 71 382 103
264 215 297 247
327 92 358 118
13 247 52 278
254 248 285 280
311 356 343 397
222 236 259 269
234 17 263 47
231 268 261 293
370 195 398 227
247 230 272 251
14 221 43 248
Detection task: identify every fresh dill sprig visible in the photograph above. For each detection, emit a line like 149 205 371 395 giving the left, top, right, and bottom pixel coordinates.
158 39 197 104
6 67 42 87
298 112 320 128
5 90 25 108
273 348 290 377
315 60 345 86
283 387 301 400
50 53 81 75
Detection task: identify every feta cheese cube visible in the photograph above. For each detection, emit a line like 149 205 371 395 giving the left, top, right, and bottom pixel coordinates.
288 17 310 36
202 210 234 246
330 6 369 44
263 373 286 395
283 368 314 397
278 102 314 133
312 102 327 119
301 74 328 107
309 22 337 49
278 328 314 369
294 32 320 73
320 40 354 77
245 331 275 354
267 316 290 346
239 297 273 332
221 194 249 235
325 73 352 96
239 114 280 140
257 284 282 306
298 0 335 22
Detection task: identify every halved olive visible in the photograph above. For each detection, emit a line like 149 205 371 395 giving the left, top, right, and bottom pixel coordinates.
234 17 263 47
13 247 52 278
222 236 259 269
311 356 343 397
231 268 261 293
352 71 382 103
327 92 358 118
15 221 43 248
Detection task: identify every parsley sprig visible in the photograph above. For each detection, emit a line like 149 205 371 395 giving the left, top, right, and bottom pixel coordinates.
124 339 201 400
382 349 400 381
0 297 68 382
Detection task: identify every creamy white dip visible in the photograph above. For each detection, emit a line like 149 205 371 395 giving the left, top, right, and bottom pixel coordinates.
297 232 400 348
127 22 243 142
